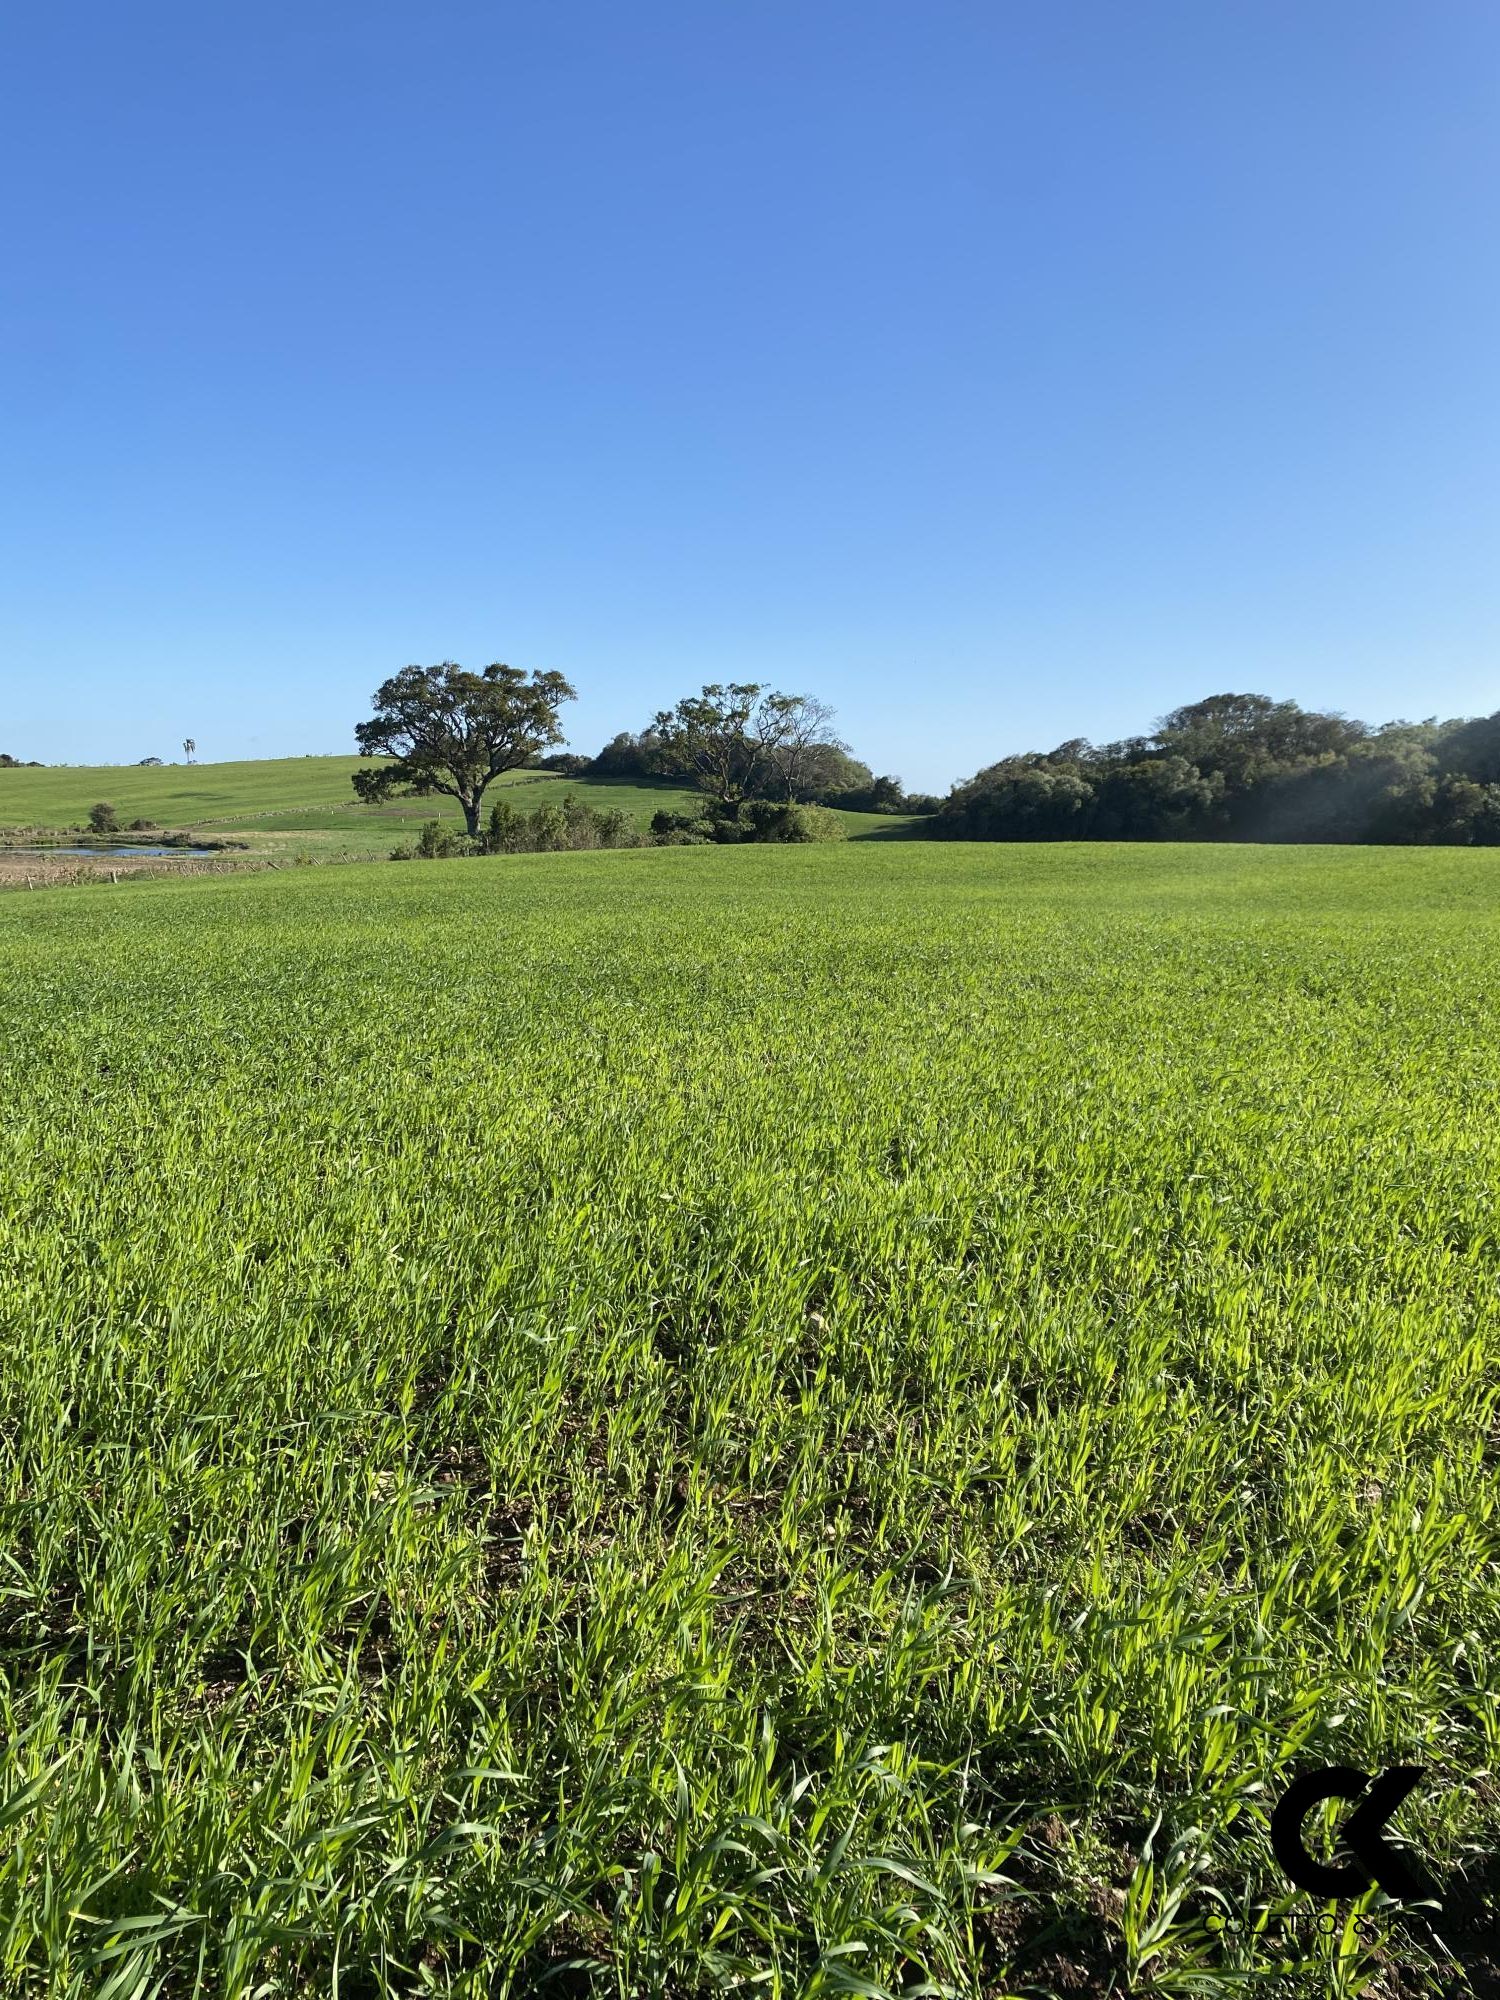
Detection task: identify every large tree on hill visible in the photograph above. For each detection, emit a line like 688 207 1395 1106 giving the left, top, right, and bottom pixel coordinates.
650 683 848 812
761 694 848 800
650 683 779 812
354 661 576 836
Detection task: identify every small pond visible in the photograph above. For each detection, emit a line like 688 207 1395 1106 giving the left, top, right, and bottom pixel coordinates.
6 844 218 858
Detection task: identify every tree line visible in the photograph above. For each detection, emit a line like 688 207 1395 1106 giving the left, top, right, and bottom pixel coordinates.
353 665 1499 850
936 692 1500 845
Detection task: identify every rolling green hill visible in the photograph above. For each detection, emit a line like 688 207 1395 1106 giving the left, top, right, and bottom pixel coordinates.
0 756 919 856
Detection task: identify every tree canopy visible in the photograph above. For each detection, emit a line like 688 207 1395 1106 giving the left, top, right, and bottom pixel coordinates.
646 684 791 813
938 694 1500 845
354 662 576 835
582 686 926 817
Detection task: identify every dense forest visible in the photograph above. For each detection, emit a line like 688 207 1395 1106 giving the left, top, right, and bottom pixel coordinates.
935 693 1500 845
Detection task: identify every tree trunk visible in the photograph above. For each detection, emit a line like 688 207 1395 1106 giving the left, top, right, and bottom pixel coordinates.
462 797 481 838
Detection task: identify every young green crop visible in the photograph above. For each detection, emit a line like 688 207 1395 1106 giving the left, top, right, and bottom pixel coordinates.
0 842 1496 1996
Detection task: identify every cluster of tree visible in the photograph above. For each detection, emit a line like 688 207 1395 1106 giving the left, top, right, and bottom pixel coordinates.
585 685 936 813
0 754 42 768
353 665 936 844
937 694 1500 845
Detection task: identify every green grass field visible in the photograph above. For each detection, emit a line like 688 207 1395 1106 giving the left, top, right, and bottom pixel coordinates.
1 843 1497 1996
0 758 917 858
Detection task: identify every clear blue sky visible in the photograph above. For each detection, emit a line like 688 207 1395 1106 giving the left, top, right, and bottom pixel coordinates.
4 2 1496 792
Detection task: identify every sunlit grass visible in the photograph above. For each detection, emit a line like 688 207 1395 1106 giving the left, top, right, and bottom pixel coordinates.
1 843 1496 1994
0 757 702 857
0 757 911 860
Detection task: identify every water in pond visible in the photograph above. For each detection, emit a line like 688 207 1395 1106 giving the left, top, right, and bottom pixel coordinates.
7 845 218 858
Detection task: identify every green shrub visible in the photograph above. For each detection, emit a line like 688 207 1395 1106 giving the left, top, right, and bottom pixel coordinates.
560 798 641 850
416 819 465 858
469 796 649 857
87 801 119 834
751 801 846 843
591 807 637 848
483 800 523 853
650 808 710 842
529 804 568 852
562 794 600 848
648 801 849 846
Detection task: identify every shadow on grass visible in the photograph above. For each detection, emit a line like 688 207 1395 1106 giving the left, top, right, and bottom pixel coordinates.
846 817 938 842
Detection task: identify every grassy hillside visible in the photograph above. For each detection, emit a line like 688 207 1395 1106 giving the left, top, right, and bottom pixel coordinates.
0 756 919 856
1 843 1496 1994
